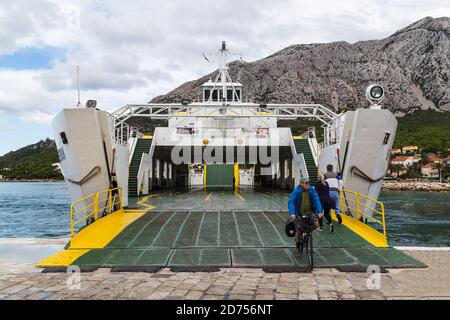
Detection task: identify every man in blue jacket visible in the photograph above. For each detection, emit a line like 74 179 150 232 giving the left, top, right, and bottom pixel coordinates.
288 178 322 254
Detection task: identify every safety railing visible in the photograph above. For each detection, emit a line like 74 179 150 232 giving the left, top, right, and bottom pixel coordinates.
70 187 123 236
339 189 386 237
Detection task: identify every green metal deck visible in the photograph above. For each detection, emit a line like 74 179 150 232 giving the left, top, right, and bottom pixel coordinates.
67 188 424 271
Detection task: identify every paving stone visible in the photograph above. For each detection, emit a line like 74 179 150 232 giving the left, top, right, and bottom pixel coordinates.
228 294 254 300
202 294 226 300
276 286 298 294
298 294 319 300
255 294 274 300
275 294 297 300
207 286 230 295
185 290 204 300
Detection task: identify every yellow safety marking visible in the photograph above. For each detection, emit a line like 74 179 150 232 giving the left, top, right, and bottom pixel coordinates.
68 208 148 249
143 135 153 139
292 136 302 140
331 211 388 248
205 192 213 202
203 164 207 189
36 249 90 267
234 163 239 191
234 191 246 202
137 195 157 210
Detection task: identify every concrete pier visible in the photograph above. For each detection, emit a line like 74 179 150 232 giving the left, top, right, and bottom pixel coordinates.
0 239 449 300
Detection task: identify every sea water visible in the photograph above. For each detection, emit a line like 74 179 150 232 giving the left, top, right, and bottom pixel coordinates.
0 182 449 246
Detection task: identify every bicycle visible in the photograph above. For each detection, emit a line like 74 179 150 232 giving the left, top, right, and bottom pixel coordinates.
296 215 315 271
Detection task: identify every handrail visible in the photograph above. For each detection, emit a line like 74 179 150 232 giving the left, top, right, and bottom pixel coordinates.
339 189 386 238
70 187 123 236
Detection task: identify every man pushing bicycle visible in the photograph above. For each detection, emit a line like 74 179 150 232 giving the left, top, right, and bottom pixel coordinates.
288 178 322 255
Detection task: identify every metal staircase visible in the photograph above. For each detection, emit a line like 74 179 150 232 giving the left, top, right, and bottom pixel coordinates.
128 138 152 196
294 139 318 184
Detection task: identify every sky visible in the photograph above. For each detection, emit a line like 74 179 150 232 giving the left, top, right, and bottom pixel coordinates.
0 0 449 156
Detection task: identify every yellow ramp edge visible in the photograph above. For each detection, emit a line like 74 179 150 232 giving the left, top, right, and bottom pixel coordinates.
332 210 388 248
36 249 90 267
69 208 147 249
36 208 148 267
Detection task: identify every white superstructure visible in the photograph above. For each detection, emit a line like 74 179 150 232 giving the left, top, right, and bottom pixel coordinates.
52 42 397 222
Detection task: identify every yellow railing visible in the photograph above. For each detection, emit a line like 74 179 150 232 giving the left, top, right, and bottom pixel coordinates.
70 187 123 236
339 189 386 237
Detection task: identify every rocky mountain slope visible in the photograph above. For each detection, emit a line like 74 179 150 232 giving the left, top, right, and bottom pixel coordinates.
152 17 450 114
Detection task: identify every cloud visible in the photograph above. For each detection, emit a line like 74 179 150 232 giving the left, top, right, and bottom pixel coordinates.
0 0 449 153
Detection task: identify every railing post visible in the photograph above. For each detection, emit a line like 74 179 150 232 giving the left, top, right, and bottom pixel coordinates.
355 193 360 221
94 193 99 220
381 203 386 236
70 205 74 236
120 187 123 209
109 190 113 214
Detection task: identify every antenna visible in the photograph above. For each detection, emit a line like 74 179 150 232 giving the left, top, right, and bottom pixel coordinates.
76 65 81 108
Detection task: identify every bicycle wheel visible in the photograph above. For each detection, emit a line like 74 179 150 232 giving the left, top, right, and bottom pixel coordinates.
305 234 314 271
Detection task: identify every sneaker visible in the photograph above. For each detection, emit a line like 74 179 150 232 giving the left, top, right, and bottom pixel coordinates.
317 227 323 232
337 215 343 224
330 224 334 233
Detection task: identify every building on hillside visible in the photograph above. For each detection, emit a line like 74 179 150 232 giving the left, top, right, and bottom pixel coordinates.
445 155 450 167
391 156 421 167
421 163 439 178
402 146 418 153
0 174 3 180
390 149 402 155
389 156 421 177
427 155 444 165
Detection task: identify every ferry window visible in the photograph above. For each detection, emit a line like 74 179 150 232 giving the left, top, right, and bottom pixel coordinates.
227 89 233 101
204 89 211 101
383 132 391 145
219 90 224 101
212 89 218 101
235 90 241 101
60 132 68 144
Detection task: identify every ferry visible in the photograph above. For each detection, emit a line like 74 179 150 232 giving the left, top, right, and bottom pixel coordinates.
38 42 423 271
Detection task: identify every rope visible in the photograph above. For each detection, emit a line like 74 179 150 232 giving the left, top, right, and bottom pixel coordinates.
67 166 101 185
351 166 386 183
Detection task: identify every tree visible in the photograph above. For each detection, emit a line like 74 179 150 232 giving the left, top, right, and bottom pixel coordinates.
435 162 445 183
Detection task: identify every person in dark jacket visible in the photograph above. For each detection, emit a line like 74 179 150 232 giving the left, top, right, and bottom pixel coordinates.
288 178 322 254
315 173 335 233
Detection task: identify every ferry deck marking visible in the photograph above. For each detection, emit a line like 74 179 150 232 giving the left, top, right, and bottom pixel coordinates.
205 192 213 201
234 191 246 202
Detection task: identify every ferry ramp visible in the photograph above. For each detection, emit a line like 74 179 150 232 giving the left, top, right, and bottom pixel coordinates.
38 188 424 272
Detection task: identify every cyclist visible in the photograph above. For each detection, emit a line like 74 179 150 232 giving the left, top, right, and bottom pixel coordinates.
288 178 322 255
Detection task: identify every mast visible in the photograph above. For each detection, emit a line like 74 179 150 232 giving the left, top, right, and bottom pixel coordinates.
219 41 228 101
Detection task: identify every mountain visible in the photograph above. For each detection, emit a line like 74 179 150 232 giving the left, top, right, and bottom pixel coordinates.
0 138 63 180
151 17 450 114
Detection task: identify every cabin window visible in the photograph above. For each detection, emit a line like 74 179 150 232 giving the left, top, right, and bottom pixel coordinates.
204 89 211 101
227 89 233 101
235 90 241 101
212 89 218 101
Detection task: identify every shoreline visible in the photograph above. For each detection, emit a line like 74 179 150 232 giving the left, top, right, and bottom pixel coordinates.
0 179 63 183
1 179 449 192
382 180 450 192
